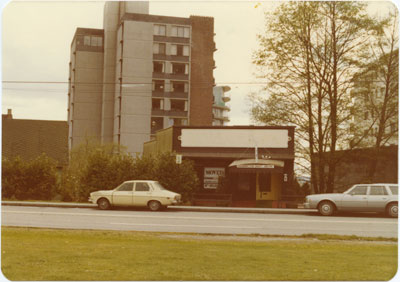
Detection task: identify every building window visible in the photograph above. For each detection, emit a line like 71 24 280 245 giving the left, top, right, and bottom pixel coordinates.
153 61 165 73
91 36 103 47
171 81 188 93
83 35 102 47
154 24 166 36
171 44 190 56
171 26 190 38
153 80 165 92
172 63 188 75
152 99 163 110
151 117 163 134
153 43 166 54
169 118 188 126
84 36 91 46
170 99 186 112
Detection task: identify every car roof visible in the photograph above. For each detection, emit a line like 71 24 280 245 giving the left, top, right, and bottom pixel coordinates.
124 180 157 183
353 183 398 185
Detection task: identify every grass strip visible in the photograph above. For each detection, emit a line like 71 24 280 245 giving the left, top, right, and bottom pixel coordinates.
2 227 398 281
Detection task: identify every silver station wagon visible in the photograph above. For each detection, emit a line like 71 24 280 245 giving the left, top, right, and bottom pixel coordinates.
89 180 182 211
304 183 398 217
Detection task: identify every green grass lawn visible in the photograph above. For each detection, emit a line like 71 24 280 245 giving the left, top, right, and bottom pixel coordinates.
1 227 397 281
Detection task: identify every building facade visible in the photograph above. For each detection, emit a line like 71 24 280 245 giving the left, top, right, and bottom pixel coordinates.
2 109 68 167
349 53 398 148
212 86 231 125
144 126 295 208
68 2 216 155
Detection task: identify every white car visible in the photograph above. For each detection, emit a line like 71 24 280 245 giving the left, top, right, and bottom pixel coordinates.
304 183 398 217
89 180 182 211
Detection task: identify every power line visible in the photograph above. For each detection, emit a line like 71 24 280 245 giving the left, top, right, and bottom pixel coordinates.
2 80 267 85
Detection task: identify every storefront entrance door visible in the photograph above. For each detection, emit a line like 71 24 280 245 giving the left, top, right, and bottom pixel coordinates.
256 173 282 201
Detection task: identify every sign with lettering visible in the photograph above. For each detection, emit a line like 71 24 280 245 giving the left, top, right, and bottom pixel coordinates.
237 164 275 169
204 167 225 189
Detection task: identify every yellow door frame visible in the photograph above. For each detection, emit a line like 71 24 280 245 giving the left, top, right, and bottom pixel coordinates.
256 172 282 201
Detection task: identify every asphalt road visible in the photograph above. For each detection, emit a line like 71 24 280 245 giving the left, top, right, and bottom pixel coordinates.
2 205 398 238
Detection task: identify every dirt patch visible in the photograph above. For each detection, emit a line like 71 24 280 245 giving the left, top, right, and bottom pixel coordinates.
161 233 397 244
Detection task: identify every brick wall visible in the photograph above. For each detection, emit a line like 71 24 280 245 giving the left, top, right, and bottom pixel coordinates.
189 16 215 126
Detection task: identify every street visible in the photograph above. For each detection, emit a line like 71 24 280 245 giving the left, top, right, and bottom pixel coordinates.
2 205 398 238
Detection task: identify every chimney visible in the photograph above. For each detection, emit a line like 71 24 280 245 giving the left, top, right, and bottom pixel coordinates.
3 109 13 120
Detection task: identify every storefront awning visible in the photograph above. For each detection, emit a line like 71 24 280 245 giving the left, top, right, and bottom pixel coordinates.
229 159 284 174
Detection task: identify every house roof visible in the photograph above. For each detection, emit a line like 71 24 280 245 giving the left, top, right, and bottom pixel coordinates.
2 118 68 165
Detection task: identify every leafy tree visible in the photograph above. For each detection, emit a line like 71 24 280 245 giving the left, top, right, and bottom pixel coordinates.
60 141 199 203
350 9 399 180
59 141 135 202
2 154 58 200
151 152 199 202
251 2 385 193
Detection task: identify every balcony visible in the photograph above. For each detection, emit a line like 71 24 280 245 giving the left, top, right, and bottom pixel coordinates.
153 54 189 62
151 109 188 118
152 72 189 80
222 92 231 102
153 35 190 44
213 114 230 122
152 91 188 99
213 104 230 111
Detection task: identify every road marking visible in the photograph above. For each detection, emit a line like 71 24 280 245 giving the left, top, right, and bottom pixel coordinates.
110 222 259 229
2 209 397 225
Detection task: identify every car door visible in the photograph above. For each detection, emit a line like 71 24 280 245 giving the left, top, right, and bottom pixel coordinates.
368 185 389 212
340 185 368 211
112 182 134 206
133 182 153 207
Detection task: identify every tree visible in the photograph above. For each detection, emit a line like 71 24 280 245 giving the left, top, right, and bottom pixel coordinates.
60 141 199 203
351 9 398 180
251 2 383 193
59 141 135 202
152 152 199 202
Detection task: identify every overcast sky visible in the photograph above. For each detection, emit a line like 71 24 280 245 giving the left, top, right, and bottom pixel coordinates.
1 0 397 125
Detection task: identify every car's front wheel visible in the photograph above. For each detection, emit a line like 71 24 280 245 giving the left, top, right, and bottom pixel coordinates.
386 202 398 218
97 198 111 210
148 200 162 211
318 201 335 216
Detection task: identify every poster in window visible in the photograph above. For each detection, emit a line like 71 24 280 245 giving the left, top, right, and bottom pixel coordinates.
204 167 225 189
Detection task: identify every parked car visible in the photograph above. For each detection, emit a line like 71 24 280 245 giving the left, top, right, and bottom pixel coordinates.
304 183 398 217
89 180 181 211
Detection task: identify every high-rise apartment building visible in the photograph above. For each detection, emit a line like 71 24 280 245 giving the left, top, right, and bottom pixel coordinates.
349 56 398 148
68 2 216 154
212 85 231 125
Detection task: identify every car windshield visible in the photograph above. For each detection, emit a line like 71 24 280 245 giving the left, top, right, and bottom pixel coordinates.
152 181 167 191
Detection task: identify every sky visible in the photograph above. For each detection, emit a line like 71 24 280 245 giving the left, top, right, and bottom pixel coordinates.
1 0 397 125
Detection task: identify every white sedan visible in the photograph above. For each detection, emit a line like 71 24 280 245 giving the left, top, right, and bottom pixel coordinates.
89 180 181 211
304 183 398 217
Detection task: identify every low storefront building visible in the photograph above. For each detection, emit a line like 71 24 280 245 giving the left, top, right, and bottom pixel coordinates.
143 125 295 208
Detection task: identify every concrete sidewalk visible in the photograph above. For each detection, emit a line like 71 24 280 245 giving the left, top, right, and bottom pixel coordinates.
1 200 318 215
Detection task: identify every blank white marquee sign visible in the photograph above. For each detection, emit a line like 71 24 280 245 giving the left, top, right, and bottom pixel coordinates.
181 129 289 148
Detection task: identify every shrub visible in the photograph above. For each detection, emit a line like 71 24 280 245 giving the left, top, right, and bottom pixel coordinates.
59 142 135 202
59 141 199 203
133 152 199 202
2 154 58 200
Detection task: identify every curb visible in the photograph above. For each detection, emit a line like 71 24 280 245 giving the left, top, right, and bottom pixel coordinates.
2 201 318 215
